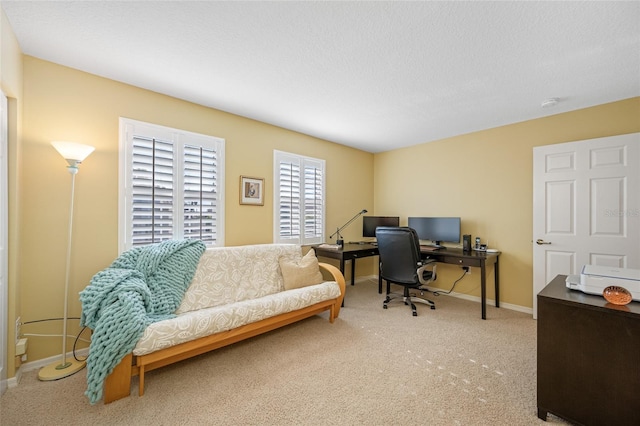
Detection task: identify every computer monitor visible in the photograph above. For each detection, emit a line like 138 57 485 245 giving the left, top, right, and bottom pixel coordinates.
408 217 461 248
363 216 400 238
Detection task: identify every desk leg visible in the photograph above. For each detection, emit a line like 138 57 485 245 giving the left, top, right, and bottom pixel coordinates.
481 261 487 320
494 257 500 308
350 259 356 286
339 258 346 307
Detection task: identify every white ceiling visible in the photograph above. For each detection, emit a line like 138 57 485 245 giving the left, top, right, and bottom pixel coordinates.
2 1 639 153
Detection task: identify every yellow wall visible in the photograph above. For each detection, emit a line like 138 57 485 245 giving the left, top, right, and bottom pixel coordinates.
374 97 640 309
18 56 374 364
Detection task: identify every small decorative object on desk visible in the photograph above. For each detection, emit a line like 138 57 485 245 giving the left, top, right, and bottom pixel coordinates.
318 243 341 250
602 285 633 305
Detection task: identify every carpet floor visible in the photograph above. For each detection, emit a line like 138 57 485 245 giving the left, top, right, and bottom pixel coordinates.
1 278 570 425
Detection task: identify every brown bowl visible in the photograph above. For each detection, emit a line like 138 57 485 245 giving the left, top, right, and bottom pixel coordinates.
602 285 633 305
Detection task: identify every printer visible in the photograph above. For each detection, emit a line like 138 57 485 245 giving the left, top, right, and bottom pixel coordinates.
566 265 640 302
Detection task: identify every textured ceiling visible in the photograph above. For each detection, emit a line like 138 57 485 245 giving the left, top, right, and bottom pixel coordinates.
2 1 639 153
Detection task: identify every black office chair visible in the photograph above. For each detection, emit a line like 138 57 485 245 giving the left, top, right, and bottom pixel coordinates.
376 226 437 316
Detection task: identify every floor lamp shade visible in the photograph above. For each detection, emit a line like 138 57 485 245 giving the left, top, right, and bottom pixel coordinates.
51 141 95 167
38 141 94 381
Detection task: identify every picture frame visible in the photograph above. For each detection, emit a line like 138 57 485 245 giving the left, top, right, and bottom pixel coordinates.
240 176 264 205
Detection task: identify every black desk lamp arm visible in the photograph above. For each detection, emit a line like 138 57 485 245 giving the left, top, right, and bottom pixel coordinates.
329 209 367 241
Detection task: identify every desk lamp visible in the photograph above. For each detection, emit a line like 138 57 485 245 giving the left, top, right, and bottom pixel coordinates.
38 141 94 381
330 209 367 246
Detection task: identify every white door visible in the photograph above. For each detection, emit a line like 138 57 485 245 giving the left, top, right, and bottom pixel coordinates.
533 133 640 318
0 92 8 395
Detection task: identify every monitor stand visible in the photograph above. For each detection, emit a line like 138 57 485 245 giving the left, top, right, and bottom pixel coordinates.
419 240 446 249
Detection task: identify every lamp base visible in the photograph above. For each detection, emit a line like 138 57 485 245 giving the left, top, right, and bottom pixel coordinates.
37 358 86 381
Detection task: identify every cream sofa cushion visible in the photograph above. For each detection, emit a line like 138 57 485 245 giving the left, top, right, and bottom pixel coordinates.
176 244 301 314
134 281 341 356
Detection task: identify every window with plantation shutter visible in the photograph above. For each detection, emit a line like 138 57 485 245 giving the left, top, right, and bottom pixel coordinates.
273 150 325 245
119 118 225 252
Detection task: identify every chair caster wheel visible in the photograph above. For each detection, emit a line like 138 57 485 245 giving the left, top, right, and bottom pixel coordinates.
383 305 388 309
430 306 435 310
412 312 417 316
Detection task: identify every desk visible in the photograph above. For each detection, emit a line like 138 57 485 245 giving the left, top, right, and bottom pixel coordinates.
315 244 500 320
537 275 640 425
314 243 379 286
427 248 500 320
378 247 500 320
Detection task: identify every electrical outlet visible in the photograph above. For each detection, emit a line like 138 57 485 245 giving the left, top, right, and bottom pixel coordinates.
462 266 470 274
15 316 21 344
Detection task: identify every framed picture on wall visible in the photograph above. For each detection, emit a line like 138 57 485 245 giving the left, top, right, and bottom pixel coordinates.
240 176 264 205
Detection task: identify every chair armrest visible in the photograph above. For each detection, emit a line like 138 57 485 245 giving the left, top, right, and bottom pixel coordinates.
417 262 437 286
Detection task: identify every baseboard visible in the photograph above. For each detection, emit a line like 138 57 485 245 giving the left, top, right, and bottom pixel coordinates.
439 289 533 315
7 369 21 388
355 275 378 283
9 348 90 387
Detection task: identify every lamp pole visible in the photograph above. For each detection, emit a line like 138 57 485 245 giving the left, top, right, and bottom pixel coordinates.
59 163 77 370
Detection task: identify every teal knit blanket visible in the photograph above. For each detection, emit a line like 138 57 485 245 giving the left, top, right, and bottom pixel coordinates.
80 239 206 404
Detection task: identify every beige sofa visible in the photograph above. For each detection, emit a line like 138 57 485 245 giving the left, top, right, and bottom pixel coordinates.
103 244 346 403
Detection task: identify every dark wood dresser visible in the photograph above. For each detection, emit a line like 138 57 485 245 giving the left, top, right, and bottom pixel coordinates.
537 275 640 425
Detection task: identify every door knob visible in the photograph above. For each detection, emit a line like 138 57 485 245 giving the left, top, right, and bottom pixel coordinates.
536 239 552 245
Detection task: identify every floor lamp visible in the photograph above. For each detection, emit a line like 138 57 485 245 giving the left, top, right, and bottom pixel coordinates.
38 141 95 381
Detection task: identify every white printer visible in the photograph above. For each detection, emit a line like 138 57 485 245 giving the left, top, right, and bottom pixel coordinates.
565 265 640 302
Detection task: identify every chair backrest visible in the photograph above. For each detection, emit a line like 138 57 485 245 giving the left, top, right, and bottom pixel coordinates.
375 226 422 285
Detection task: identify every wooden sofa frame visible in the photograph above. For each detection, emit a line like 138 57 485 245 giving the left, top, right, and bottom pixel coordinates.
103 262 346 403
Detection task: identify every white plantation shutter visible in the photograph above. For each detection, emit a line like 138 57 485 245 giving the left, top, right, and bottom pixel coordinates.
277 159 301 240
303 160 324 240
120 118 225 252
182 144 220 244
274 150 325 245
131 136 174 246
